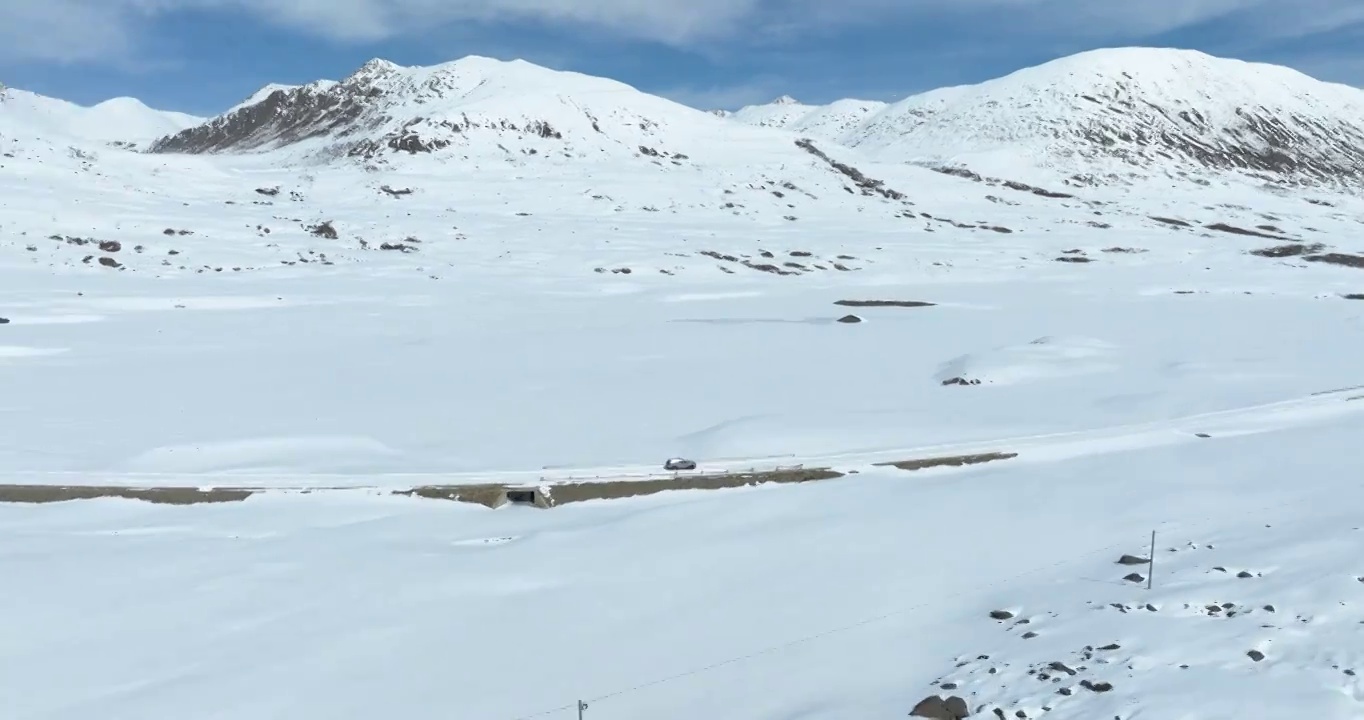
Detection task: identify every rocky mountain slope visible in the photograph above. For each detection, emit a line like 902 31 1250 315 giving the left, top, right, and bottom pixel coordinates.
729 48 1364 189
147 56 777 166
145 48 1364 189
6 48 1364 288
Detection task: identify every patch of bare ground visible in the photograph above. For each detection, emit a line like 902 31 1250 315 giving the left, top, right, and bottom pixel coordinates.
794 138 908 201
546 468 843 504
928 165 1075 198
1150 216 1192 227
1001 179 1073 198
0 485 257 505
696 249 860 276
395 484 518 507
1310 384 1364 396
1205 222 1290 240
1304 253 1364 269
1101 246 1147 253
1342 294 1364 300
398 467 845 508
1250 243 1323 258
306 220 338 239
834 300 936 308
875 451 1018 471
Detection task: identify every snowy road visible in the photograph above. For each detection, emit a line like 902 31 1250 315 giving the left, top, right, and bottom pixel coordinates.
3 383 1360 493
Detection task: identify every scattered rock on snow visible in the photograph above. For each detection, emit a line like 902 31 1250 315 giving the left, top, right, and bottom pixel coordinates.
1305 252 1364 269
308 221 338 239
1123 573 1145 583
989 610 1015 621
836 314 863 323
910 695 970 719
1116 554 1150 565
1248 650 1266 662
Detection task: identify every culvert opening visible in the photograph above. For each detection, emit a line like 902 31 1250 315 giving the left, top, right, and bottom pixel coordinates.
505 489 539 505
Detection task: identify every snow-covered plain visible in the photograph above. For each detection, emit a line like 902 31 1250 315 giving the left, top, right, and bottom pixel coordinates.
4 48 1364 719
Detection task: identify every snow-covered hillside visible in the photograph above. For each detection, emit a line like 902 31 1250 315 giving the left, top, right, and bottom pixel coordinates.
730 48 1364 189
0 87 202 148
4 47 1364 720
149 56 781 167
728 94 888 138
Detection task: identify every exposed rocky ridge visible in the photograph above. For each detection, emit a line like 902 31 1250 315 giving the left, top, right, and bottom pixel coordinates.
147 57 739 163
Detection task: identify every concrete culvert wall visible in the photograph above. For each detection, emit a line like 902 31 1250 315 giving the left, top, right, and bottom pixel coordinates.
395 484 551 508
504 488 550 508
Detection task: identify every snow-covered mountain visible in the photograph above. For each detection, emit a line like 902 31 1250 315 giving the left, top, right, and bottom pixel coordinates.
728 95 888 138
148 56 771 165
145 48 1364 188
9 46 1364 720
0 86 202 148
729 48 1364 188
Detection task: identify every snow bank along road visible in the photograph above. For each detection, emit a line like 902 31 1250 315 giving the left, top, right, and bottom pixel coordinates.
2 384 1359 506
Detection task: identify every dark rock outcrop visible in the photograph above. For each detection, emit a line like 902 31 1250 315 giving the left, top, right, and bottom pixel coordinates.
911 694 970 719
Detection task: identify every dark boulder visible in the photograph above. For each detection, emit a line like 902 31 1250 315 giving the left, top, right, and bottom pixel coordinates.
911 694 970 719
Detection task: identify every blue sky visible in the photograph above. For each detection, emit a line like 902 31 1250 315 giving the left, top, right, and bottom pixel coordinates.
1 0 1362 116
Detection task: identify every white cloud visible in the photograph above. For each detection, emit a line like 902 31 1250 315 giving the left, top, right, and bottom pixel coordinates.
0 0 140 62
0 0 767 62
0 0 1361 64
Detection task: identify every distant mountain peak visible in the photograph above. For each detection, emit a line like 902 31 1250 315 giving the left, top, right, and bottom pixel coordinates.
770 95 800 106
146 55 735 163
0 86 202 146
354 57 400 74
729 46 1364 187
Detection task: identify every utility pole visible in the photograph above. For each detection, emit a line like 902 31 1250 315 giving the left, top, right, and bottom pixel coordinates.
577 700 588 719
1147 530 1156 590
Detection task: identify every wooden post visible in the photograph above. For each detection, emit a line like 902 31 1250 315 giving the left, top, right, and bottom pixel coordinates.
1147 530 1156 590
